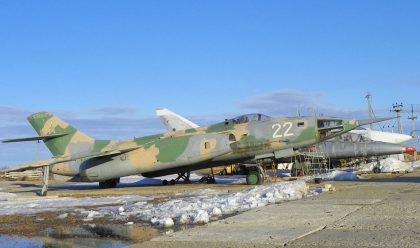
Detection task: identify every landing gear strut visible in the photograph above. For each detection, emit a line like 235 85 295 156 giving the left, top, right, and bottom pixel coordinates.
162 171 191 185
373 156 381 174
99 178 120 189
38 165 49 196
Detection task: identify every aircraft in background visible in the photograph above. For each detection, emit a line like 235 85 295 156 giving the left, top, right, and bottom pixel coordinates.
307 133 415 166
350 128 412 144
156 108 199 132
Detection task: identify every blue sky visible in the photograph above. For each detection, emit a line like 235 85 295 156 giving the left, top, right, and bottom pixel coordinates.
1 1 419 165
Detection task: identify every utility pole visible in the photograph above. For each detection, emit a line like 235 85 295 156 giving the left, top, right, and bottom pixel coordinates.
391 103 404 134
408 104 417 160
366 93 373 129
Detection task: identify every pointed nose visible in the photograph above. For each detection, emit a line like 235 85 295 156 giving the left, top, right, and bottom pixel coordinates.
404 147 416 153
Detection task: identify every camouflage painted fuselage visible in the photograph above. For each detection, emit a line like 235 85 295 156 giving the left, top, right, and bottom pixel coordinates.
27 112 359 182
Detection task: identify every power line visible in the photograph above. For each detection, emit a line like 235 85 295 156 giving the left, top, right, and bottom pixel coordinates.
391 103 404 134
408 104 417 159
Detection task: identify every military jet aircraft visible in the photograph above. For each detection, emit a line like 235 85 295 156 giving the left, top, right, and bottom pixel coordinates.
350 127 412 144
2 111 389 196
156 108 407 171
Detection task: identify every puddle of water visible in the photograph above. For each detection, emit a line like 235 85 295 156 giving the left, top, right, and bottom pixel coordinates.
1 223 159 248
0 235 43 248
0 234 130 248
45 223 159 242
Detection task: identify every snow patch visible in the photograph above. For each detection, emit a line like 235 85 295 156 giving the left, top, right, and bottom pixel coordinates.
97 180 309 227
0 195 151 216
0 192 17 201
0 188 17 201
358 158 414 173
0 179 309 227
319 170 360 181
56 213 68 219
411 160 420 168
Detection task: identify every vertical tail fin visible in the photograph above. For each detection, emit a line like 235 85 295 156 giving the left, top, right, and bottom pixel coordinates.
27 112 95 157
155 108 199 132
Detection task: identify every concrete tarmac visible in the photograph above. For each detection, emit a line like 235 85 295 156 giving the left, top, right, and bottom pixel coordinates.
135 170 420 248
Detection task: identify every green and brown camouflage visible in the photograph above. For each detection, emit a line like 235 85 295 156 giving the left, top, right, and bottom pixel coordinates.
2 111 390 193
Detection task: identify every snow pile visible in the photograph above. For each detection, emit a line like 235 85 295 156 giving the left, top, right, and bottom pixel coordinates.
0 180 309 227
411 160 420 168
101 180 309 227
358 158 414 173
319 170 359 181
0 195 151 215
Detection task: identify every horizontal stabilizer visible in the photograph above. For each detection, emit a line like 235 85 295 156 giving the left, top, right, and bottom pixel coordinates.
2 159 55 172
1 144 142 173
1 133 68 143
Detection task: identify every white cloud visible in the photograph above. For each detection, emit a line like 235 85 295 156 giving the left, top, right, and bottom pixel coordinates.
0 106 32 123
91 107 140 116
239 90 367 118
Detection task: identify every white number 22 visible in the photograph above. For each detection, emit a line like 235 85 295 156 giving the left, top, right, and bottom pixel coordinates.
272 122 294 138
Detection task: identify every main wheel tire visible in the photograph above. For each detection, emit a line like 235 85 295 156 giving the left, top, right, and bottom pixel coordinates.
99 179 119 189
246 171 263 185
373 167 381 174
99 181 108 189
162 179 168 185
110 180 117 188
206 178 216 184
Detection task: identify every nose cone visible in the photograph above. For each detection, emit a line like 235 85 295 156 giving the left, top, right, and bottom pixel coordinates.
404 147 416 153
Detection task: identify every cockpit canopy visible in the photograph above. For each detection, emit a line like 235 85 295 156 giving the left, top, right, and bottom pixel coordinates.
230 113 272 124
317 118 345 139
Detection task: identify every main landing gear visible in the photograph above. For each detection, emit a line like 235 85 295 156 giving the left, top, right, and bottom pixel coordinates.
162 171 191 185
162 168 218 185
199 168 216 184
246 165 265 185
99 178 120 189
373 156 382 174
